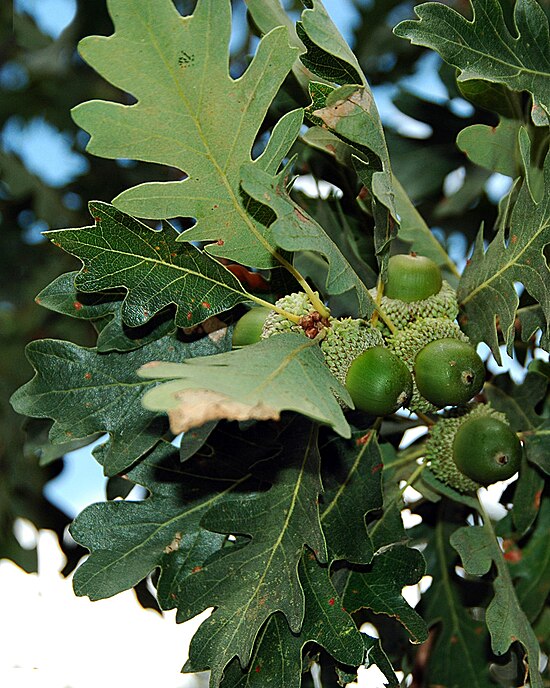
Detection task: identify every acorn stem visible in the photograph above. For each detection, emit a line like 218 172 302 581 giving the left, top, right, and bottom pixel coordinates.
415 411 435 427
246 293 302 324
276 255 330 318
386 445 426 470
370 274 398 334
399 461 427 495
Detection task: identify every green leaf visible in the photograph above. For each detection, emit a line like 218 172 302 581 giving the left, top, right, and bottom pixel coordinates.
320 431 383 564
175 419 327 685
342 545 428 644
420 517 496 687
457 146 550 363
73 0 301 268
218 554 365 688
485 370 550 475
139 333 352 439
303 126 459 280
70 440 244 600
46 202 248 329
507 495 550 623
10 332 231 476
240 163 377 315
297 0 364 86
451 523 543 688
36 271 176 352
394 0 550 125
457 118 522 177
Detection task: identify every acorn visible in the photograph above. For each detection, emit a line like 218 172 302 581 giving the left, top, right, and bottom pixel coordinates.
345 346 413 416
320 318 384 386
369 280 458 332
389 317 470 413
414 338 485 407
232 307 272 347
426 404 521 492
453 415 522 485
385 254 442 303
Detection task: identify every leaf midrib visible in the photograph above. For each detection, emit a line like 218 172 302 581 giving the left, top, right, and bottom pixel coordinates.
137 5 288 264
460 219 549 306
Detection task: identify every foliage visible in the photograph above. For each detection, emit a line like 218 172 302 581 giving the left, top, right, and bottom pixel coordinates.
6 0 550 686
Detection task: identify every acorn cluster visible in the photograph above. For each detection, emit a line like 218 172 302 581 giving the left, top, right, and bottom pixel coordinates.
231 253 522 491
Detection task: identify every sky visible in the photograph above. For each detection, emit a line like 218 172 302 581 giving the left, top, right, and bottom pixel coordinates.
4 2 548 685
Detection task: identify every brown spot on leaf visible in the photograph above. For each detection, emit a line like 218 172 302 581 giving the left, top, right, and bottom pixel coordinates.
371 462 384 474
201 301 211 309
313 88 373 129
191 566 202 574
167 389 279 434
73 301 83 310
164 532 182 554
84 372 92 380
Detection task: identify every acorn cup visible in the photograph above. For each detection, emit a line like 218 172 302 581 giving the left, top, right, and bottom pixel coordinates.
261 291 319 339
426 404 522 493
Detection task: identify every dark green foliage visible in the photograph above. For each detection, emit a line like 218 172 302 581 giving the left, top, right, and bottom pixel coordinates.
6 0 549 686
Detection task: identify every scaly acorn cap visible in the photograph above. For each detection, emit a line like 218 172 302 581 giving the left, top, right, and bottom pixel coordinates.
320 318 384 386
425 404 510 493
261 292 319 339
388 317 469 413
369 281 458 333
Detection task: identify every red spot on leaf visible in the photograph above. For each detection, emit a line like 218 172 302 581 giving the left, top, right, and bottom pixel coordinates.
94 216 101 223
191 566 202 574
510 235 518 244
217 239 224 246
504 549 522 563
371 462 384 474
73 301 83 310
356 432 371 446
171 252 177 257
201 301 211 309
187 311 193 321
358 186 369 200
84 372 92 380
35 297 41 304
255 666 261 673
328 598 335 606
213 204 219 209
170 593 177 600
534 490 542 509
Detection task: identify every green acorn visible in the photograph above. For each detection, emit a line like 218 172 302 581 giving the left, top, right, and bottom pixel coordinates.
369 281 458 332
414 338 485 407
232 307 272 347
261 292 319 339
385 254 442 302
345 346 413 416
320 318 384 386
388 317 469 413
426 404 521 493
